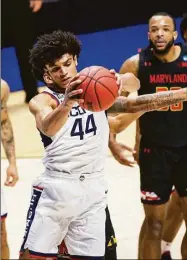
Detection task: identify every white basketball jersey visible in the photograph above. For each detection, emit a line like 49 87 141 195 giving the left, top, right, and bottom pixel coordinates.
40 88 109 175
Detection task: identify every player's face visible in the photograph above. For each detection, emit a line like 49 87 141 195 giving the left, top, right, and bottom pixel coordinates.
44 54 78 90
148 16 178 55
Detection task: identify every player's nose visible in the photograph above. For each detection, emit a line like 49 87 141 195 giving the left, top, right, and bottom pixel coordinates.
157 29 164 36
60 66 68 75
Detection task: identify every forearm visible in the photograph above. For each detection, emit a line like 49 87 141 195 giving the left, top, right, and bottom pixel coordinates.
114 112 143 134
42 102 72 136
109 133 117 149
1 118 16 165
108 88 187 113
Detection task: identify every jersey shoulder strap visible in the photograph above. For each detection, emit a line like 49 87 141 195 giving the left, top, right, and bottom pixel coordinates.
42 87 65 105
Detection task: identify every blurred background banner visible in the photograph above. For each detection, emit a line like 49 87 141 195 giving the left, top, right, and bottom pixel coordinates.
1 0 184 92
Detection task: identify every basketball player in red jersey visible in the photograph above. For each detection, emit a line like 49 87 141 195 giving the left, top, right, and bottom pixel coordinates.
19 30 187 260
1 79 19 259
109 12 187 259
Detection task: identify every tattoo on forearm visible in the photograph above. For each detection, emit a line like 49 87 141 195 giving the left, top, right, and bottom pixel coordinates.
107 97 129 113
1 107 15 162
134 90 187 112
108 88 187 113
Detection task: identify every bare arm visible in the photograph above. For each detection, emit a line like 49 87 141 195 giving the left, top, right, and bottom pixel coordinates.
29 94 72 137
119 54 139 96
29 77 83 137
108 55 140 164
119 54 139 76
108 88 187 113
108 113 140 167
108 112 143 134
1 80 18 186
1 81 16 166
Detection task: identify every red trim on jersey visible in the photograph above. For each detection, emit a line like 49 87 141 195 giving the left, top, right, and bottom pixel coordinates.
30 255 57 259
33 186 43 191
59 240 69 254
1 214 7 220
20 251 57 259
42 91 60 106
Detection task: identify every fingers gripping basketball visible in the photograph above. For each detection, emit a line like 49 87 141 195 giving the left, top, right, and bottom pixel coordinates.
77 66 119 112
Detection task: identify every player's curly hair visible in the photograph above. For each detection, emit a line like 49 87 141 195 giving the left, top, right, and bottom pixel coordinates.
29 30 82 82
180 14 187 41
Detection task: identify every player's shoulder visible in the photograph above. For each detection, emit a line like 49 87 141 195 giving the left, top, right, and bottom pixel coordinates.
124 54 140 66
120 54 139 76
1 79 10 102
29 92 57 114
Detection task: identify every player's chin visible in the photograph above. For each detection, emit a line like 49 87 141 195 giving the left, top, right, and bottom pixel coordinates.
59 82 69 89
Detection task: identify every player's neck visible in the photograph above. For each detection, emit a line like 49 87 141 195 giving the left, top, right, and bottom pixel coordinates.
47 84 65 94
153 45 181 63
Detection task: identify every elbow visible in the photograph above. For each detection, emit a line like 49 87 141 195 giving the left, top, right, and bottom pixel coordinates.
112 121 127 134
113 124 121 134
115 125 128 134
40 123 56 138
43 130 55 138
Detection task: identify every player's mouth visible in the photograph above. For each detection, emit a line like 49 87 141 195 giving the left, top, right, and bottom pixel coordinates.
61 77 71 85
155 40 166 47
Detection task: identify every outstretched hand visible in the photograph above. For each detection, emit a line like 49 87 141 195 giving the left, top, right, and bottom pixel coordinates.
110 140 137 167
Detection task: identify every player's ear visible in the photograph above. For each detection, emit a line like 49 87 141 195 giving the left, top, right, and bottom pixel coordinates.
173 31 178 41
147 32 150 40
43 72 53 84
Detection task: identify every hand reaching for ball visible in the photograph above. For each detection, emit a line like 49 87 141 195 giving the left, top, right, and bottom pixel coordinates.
110 69 140 95
63 74 84 109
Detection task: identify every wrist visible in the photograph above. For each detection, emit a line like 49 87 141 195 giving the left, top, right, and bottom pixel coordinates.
109 139 117 149
61 100 74 110
9 160 17 167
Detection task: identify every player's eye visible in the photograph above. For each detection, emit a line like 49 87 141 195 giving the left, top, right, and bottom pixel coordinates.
151 28 157 33
52 67 60 72
65 62 71 67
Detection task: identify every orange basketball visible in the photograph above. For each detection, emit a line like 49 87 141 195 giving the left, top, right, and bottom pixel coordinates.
77 66 119 112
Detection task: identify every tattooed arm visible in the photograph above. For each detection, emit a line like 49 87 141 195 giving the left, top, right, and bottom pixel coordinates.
1 80 18 186
108 54 140 166
108 88 187 113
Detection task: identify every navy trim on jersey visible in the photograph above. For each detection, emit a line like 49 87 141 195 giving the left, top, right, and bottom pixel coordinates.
29 250 57 257
38 129 53 148
42 91 60 106
20 187 43 252
1 213 7 219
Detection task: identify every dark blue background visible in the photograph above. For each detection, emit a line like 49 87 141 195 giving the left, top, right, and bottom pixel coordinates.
1 18 182 92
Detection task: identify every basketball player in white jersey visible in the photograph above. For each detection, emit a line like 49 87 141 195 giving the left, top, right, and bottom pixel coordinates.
19 30 187 260
1 79 19 259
